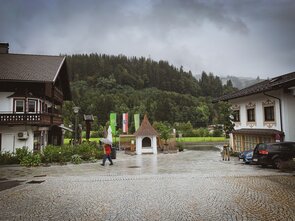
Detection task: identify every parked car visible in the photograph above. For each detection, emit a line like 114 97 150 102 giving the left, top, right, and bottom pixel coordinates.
252 142 295 169
238 150 253 164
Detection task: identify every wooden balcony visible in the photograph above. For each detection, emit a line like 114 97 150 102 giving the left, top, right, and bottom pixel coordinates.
0 112 62 126
45 84 64 104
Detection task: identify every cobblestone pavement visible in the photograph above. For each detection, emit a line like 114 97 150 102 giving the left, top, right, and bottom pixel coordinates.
0 150 294 221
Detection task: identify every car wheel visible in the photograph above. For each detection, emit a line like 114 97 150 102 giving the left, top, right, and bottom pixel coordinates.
273 158 282 169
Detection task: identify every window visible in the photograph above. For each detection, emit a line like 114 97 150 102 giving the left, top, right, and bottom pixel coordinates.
234 134 242 152
264 106 274 121
247 108 255 122
15 100 24 113
28 99 37 113
244 135 257 150
232 110 240 122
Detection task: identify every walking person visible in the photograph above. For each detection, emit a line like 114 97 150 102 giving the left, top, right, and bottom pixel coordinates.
101 142 113 166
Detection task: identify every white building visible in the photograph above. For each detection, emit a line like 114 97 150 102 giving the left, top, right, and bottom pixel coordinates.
0 43 71 153
216 72 295 152
134 115 159 154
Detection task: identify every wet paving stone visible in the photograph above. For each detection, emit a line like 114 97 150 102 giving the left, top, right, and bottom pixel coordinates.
0 150 294 220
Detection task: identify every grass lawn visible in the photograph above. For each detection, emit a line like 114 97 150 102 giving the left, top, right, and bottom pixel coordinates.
177 137 227 142
64 137 227 144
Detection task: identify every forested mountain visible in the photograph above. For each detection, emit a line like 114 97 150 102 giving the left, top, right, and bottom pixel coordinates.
63 54 237 132
220 76 264 89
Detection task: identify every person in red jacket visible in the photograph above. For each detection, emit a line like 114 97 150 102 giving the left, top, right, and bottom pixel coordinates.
101 144 113 166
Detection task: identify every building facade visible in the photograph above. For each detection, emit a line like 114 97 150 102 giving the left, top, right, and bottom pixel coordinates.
216 72 295 152
134 115 159 154
0 43 71 152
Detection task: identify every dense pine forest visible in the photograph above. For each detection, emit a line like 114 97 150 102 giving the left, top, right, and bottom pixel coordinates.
63 54 238 133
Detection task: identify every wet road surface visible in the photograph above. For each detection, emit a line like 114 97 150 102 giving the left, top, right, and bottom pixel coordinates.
0 150 294 220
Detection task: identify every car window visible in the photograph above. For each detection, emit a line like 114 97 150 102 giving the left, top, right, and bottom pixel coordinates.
268 144 280 151
281 143 295 150
257 144 267 150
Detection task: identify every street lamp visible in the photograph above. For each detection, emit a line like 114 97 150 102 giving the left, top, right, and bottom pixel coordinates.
73 106 80 145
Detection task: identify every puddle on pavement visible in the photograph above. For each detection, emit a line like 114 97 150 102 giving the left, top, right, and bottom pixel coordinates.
27 180 45 184
0 180 26 191
34 174 47 177
184 145 220 151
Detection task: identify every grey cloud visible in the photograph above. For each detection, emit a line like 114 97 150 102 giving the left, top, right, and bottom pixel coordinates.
0 0 295 78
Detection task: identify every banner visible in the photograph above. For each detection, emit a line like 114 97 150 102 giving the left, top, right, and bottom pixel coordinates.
134 114 140 131
122 113 128 133
110 113 117 135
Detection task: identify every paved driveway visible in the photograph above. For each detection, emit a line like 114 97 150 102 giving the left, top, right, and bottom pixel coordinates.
0 150 294 220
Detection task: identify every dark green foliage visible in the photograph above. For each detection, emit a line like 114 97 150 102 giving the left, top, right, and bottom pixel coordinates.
42 143 103 164
20 153 41 167
62 54 237 131
73 142 98 160
71 154 82 164
43 145 73 163
15 147 30 162
0 152 18 164
212 129 223 137
90 131 100 138
153 121 172 144
176 142 184 152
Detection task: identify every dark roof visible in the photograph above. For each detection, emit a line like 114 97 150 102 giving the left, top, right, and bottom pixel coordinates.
134 115 159 137
0 53 65 82
214 72 295 102
232 128 284 135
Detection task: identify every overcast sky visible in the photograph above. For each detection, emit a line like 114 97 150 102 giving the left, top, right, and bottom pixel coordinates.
1 0 295 78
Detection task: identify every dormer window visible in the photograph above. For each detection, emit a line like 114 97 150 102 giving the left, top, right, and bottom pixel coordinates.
14 99 25 113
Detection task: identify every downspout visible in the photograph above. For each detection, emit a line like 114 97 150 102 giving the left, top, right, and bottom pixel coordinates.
263 92 283 132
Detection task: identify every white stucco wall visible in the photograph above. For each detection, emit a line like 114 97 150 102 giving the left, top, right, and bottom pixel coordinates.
231 92 281 131
135 136 157 155
281 93 295 141
230 89 295 142
0 92 13 112
0 126 34 152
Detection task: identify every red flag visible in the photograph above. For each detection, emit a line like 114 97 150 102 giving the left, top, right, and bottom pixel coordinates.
122 113 128 133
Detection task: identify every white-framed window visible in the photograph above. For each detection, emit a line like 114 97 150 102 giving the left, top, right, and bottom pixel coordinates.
264 106 275 122
232 110 240 122
28 99 37 113
14 99 25 113
247 108 255 122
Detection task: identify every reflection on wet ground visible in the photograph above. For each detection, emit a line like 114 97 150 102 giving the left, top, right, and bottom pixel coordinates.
0 150 294 220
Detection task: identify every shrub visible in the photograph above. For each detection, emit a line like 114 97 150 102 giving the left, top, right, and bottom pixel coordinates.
43 145 74 163
212 129 223 137
0 151 18 164
20 153 41 167
89 157 97 163
15 146 30 162
176 142 184 152
71 154 82 164
198 128 209 137
90 131 99 138
74 142 98 160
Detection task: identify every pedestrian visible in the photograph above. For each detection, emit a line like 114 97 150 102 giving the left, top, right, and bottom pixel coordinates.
101 143 113 166
222 144 230 161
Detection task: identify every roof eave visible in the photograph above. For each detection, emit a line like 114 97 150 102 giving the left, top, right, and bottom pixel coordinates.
53 56 66 82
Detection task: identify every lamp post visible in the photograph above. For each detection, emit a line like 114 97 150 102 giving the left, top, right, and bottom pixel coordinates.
73 106 80 145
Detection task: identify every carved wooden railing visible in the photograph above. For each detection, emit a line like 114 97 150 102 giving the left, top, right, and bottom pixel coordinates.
0 112 62 125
